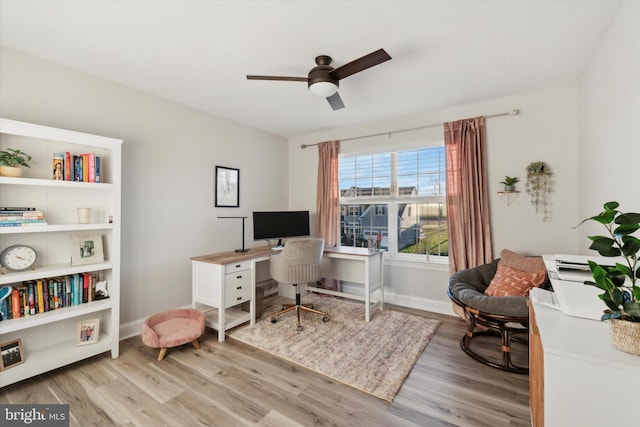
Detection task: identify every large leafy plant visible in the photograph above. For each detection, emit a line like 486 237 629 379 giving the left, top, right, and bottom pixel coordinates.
576 201 640 322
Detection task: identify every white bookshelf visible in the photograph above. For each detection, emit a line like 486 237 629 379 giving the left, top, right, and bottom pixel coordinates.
0 118 122 387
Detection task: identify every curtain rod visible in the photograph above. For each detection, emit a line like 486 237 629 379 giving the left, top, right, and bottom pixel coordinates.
300 109 520 149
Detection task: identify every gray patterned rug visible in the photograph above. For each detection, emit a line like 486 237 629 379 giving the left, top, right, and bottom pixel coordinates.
228 293 441 402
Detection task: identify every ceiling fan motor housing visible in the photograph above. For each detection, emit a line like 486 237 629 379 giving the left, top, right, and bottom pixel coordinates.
308 55 339 88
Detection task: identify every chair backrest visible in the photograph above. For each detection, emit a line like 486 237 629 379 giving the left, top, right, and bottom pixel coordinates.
270 238 324 285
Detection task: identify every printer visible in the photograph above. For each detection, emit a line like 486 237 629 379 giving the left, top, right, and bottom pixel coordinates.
534 254 623 320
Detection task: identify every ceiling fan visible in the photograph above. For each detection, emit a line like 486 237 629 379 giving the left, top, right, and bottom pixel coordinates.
247 48 392 111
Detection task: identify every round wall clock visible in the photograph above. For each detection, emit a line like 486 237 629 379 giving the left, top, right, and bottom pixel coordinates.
0 244 37 271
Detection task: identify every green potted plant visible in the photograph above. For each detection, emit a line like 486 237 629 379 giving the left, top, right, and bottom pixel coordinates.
525 161 553 221
576 201 640 355
499 176 519 191
0 148 34 177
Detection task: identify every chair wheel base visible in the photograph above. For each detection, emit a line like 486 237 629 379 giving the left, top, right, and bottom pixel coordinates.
297 325 303 332
271 318 277 323
322 316 330 322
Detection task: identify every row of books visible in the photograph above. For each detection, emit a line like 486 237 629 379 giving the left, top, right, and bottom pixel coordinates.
53 151 101 182
0 273 108 321
0 206 47 227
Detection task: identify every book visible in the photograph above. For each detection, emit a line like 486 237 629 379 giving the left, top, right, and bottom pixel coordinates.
0 220 48 227
95 156 101 183
0 298 8 321
36 279 45 314
0 207 37 211
74 155 82 182
82 154 89 182
82 273 89 303
0 210 44 219
53 152 64 180
42 280 50 312
11 288 21 319
27 282 36 315
81 153 96 182
65 276 72 307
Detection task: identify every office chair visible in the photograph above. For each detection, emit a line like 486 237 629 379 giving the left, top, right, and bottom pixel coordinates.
269 238 329 331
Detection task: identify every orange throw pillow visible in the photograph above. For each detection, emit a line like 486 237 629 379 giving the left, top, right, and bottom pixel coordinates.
485 263 547 297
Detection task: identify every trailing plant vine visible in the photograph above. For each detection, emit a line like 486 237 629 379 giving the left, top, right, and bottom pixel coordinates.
525 161 552 221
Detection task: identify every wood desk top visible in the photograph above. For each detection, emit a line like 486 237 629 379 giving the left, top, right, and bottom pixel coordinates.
191 245 382 265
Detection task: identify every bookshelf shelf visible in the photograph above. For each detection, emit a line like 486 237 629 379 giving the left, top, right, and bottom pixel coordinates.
0 118 122 388
0 299 112 334
0 176 114 189
0 262 113 285
0 223 114 235
0 332 114 388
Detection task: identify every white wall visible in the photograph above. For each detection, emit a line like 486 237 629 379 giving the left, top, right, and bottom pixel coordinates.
1 0 636 323
577 1 640 249
0 46 288 327
289 87 580 313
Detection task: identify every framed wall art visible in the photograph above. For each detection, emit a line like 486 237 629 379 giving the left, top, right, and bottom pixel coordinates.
0 338 24 371
77 318 100 346
215 166 240 207
70 234 104 266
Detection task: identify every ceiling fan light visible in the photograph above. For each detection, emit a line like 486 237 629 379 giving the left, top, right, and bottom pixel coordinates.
309 81 338 97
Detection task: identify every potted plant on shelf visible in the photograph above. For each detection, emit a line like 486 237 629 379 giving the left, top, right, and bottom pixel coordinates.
0 148 34 177
499 176 519 191
576 201 640 355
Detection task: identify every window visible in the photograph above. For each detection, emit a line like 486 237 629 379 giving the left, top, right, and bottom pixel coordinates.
339 147 447 260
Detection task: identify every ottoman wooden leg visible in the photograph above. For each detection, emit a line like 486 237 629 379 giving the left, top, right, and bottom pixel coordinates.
158 347 168 361
192 339 200 349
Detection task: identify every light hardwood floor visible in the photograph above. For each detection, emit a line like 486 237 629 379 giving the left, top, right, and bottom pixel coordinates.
0 304 531 427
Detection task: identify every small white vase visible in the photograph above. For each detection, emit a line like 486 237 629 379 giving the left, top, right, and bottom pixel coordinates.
0 166 23 177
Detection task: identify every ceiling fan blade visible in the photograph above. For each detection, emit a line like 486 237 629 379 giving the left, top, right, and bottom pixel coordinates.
327 92 345 111
246 75 308 82
331 48 392 81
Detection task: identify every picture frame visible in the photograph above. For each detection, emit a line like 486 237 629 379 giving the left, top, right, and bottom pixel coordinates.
77 318 100 346
0 338 24 371
215 166 240 207
70 234 104 266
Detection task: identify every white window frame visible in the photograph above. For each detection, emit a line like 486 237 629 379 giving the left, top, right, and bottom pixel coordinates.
339 147 448 263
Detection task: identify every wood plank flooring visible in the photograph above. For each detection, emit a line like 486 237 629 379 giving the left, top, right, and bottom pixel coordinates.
0 304 532 427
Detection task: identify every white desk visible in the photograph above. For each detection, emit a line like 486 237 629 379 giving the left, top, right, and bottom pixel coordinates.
529 288 640 426
191 246 384 342
309 247 384 322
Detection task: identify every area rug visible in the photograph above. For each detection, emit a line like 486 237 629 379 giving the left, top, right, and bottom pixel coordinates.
228 294 441 402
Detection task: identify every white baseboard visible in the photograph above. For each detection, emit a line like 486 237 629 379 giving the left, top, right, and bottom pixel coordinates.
383 291 456 317
119 295 456 340
119 318 146 340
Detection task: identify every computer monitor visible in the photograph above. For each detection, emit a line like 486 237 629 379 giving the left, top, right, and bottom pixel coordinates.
252 210 310 246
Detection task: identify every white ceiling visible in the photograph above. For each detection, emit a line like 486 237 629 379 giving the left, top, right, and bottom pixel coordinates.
0 0 622 138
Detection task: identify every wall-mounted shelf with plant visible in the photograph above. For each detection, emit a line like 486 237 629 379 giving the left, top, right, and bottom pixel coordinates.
499 175 520 191
576 201 640 356
525 161 552 221
497 175 520 206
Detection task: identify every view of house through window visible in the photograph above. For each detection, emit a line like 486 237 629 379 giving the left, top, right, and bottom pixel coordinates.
339 146 448 259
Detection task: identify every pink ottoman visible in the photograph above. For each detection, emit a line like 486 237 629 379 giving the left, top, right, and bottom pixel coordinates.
142 308 205 361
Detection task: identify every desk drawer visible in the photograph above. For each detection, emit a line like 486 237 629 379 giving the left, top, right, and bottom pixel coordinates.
225 260 252 274
225 271 251 307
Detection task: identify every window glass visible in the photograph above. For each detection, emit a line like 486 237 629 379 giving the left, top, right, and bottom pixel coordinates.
339 146 447 260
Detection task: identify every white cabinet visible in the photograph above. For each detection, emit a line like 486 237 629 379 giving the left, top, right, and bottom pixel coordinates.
0 118 121 387
529 288 640 426
191 252 262 342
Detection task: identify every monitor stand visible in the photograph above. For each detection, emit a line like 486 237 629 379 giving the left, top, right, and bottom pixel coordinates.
277 239 283 248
